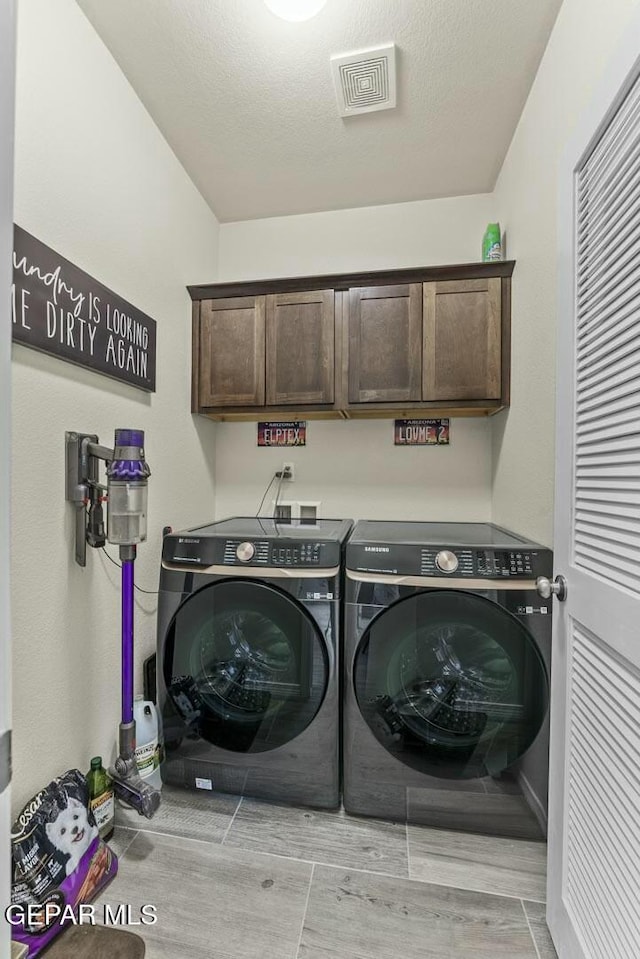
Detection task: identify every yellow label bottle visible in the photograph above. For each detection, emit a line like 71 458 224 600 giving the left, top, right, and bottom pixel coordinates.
87 756 115 842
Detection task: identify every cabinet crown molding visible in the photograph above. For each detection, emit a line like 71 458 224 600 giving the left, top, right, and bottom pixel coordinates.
188 260 516 302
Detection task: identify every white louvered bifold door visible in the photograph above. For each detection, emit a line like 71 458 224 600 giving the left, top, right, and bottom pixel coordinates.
549 20 640 959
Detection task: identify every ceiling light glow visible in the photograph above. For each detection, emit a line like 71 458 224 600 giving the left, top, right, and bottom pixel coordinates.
264 0 327 22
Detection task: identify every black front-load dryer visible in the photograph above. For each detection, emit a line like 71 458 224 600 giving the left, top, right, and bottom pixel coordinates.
157 516 352 808
343 520 553 840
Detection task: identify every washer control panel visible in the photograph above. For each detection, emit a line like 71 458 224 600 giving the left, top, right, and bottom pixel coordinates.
236 541 256 562
163 532 342 568
269 542 322 566
225 540 270 565
435 549 458 573
222 539 336 568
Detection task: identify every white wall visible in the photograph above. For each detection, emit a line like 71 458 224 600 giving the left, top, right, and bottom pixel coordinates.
216 194 495 523
11 0 219 812
219 193 494 280
215 419 492 524
491 0 640 545
1 1 16 951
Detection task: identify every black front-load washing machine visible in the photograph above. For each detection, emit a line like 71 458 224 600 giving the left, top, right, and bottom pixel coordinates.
157 517 352 808
343 521 553 840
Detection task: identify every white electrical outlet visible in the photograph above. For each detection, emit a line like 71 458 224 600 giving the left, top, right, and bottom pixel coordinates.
282 461 295 481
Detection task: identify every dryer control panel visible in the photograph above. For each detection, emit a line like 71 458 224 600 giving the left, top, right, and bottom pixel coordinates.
348 544 553 579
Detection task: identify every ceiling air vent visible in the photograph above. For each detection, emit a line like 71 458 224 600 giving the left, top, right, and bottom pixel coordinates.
330 44 397 118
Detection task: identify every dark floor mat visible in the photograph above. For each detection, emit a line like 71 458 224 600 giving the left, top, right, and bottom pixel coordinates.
42 925 145 958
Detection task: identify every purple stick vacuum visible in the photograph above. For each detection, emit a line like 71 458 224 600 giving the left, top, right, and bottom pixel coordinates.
106 429 160 819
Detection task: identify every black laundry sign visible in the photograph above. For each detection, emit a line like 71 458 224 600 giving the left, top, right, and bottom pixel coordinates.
11 225 156 392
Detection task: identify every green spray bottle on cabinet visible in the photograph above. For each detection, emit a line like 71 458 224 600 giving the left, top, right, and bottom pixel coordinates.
482 223 502 261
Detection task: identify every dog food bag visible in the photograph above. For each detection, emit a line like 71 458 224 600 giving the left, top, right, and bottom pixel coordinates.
10 768 118 957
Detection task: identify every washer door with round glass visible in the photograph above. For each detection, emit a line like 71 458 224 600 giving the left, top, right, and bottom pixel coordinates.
354 589 549 780
164 579 329 753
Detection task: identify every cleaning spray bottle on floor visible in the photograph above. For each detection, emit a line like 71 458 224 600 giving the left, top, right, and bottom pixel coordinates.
133 695 163 791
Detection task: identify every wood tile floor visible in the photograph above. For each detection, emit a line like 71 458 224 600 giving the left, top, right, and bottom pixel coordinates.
96 786 559 959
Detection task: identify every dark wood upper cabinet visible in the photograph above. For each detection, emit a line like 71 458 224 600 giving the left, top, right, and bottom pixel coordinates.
423 278 502 401
198 296 265 407
266 290 334 406
348 284 422 403
190 262 513 419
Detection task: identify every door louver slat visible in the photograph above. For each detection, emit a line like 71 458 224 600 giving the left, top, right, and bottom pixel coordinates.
577 299 640 358
578 195 640 277
578 90 640 209
577 339 640 383
575 458 640 474
576 408 640 437
575 516 640 545
574 67 640 594
576 505 640 526
578 146 640 242
575 507 640 530
580 80 640 181
565 624 640 959
577 358 640 401
577 378 639 414
576 421 640 447
577 232 640 308
573 537 640 579
577 341 640 387
567 804 638 958
577 274 640 329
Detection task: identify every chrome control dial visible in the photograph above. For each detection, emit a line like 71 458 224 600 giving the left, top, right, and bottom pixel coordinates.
236 541 255 562
436 549 459 573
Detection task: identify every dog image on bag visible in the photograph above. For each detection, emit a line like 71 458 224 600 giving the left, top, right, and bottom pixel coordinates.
45 796 98 876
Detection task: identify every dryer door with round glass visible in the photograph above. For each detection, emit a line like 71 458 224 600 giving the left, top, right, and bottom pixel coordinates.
353 589 549 780
164 579 329 753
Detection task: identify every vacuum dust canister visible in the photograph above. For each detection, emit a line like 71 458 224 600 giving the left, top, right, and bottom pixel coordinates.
106 428 151 546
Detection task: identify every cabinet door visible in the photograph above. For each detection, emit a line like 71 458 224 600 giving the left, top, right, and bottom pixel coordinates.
348 284 422 403
266 290 334 405
199 296 265 407
423 278 501 401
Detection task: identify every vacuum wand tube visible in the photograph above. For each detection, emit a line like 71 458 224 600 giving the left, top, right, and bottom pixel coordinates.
121 551 135 730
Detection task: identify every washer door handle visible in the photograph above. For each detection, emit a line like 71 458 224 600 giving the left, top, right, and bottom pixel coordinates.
536 575 567 601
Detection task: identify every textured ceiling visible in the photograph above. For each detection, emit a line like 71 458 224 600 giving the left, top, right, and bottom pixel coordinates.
76 0 562 222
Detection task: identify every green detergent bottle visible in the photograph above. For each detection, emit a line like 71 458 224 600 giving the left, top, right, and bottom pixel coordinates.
482 223 502 261
87 756 115 842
